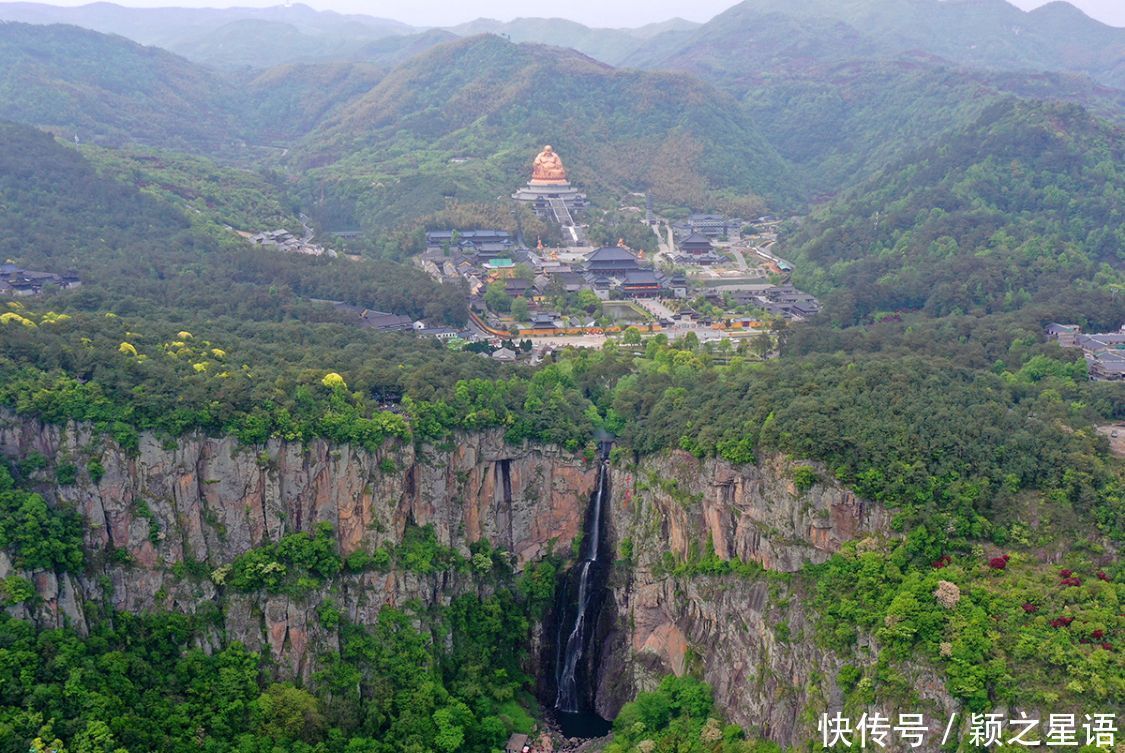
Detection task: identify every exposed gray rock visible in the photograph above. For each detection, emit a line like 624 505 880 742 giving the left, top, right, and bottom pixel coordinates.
0 412 953 746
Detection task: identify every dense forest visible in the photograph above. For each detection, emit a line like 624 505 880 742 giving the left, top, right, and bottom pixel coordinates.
0 123 467 325
789 100 1124 327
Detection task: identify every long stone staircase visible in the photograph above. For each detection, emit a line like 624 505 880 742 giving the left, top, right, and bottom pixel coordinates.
548 197 586 244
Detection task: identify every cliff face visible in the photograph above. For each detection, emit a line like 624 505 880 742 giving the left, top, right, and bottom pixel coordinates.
0 411 595 679
593 451 953 746
612 451 892 573
0 414 948 745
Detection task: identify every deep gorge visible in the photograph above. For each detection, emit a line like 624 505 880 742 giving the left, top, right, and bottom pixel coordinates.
0 410 935 747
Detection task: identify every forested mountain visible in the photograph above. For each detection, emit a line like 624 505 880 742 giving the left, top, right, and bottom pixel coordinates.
0 23 797 227
0 22 241 148
444 16 700 66
0 3 1122 752
0 1 415 67
629 0 1125 88
0 22 412 151
787 99 1124 325
239 61 389 145
4 15 1123 225
292 34 796 229
743 58 1125 196
165 18 381 69
348 29 458 68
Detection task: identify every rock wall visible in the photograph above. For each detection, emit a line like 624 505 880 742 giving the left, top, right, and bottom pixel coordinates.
0 410 595 679
592 450 953 747
0 414 952 745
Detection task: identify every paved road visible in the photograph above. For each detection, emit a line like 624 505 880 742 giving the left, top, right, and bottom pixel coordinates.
528 334 608 348
649 222 672 268
635 297 675 320
727 245 749 270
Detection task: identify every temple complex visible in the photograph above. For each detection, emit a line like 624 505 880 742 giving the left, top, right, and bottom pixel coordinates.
512 145 587 243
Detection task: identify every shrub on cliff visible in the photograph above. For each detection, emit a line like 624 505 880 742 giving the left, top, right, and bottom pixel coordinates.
792 465 818 492
254 683 325 743
607 676 763 753
223 522 341 593
0 464 84 572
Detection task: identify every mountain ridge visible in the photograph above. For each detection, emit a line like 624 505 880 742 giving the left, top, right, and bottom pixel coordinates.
0 21 242 148
291 33 797 228
627 0 1125 89
786 97 1125 324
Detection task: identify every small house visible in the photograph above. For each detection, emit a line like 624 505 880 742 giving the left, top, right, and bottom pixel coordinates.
1046 323 1081 348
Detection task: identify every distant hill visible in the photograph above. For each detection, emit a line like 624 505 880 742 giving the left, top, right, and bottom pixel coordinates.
743 58 1125 196
165 19 451 70
0 1 416 67
444 16 700 65
167 18 367 69
0 2 705 68
0 1 414 46
785 98 1125 325
0 22 240 149
240 61 388 144
350 28 458 67
628 0 1125 90
0 22 425 150
292 34 796 229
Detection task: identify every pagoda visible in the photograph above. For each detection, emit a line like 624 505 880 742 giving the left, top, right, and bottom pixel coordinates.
512 145 588 234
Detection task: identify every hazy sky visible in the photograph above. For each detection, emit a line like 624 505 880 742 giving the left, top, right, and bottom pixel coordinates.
32 0 1125 27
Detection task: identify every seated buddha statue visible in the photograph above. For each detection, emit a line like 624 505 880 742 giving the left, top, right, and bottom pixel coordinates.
531 145 568 184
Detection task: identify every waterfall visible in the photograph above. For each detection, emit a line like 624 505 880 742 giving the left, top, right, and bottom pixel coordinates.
554 454 611 719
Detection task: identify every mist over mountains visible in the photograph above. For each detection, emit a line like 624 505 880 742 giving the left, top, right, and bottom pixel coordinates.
1 0 1122 84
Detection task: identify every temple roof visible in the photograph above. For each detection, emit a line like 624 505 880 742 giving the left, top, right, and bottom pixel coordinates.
623 270 660 285
680 232 713 246
587 247 637 262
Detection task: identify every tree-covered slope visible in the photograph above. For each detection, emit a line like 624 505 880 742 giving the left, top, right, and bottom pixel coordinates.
444 16 699 66
292 34 798 229
785 99 1124 325
0 121 466 326
0 1 417 68
630 0 1125 89
239 61 389 145
0 22 240 149
742 59 1125 197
